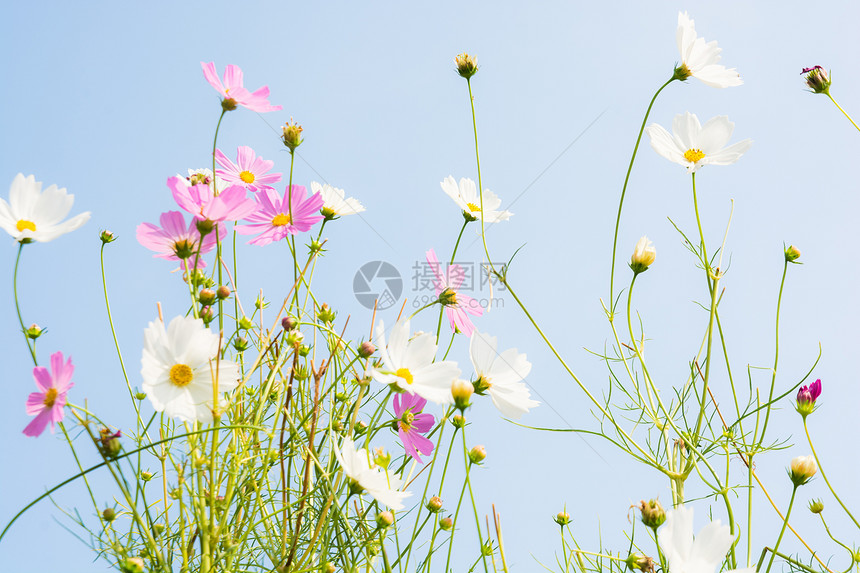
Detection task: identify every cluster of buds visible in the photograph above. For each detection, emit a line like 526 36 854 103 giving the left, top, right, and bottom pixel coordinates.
801 66 831 95
789 455 818 486
795 379 821 418
630 236 656 275
96 428 122 459
454 53 478 79
282 119 304 151
636 499 666 530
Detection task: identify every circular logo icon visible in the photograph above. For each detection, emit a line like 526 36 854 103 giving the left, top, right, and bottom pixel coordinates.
353 261 403 310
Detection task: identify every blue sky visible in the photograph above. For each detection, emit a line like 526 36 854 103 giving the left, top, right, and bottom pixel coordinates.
2 1 860 571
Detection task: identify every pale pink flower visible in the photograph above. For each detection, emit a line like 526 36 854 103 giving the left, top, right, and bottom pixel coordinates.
426 248 483 336
136 211 221 269
23 351 74 437
201 62 282 113
392 393 435 463
214 146 281 193
234 185 324 246
167 176 257 224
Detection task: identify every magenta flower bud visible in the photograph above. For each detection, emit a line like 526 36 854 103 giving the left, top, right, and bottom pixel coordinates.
795 379 822 417
200 305 214 324
281 316 298 331
801 66 831 95
358 340 376 358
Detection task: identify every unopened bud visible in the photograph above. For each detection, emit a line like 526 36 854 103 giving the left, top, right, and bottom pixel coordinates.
481 540 494 556
103 507 117 522
373 447 391 468
239 316 254 330
554 511 571 526
785 245 801 263
801 66 831 95
200 305 214 324
637 499 666 529
233 337 249 352
25 324 44 340
298 344 311 357
808 499 824 514
100 230 117 244
451 379 474 410
451 414 466 429
97 428 122 459
358 341 376 358
282 119 304 151
120 557 145 573
293 364 310 381
281 316 298 331
789 455 817 486
140 471 154 482
286 330 304 347
376 511 395 528
454 53 478 79
317 303 336 324
440 517 454 531
468 445 486 464
135 392 147 401
216 285 231 299
199 288 217 306
323 563 336 573
630 236 656 274
426 496 443 513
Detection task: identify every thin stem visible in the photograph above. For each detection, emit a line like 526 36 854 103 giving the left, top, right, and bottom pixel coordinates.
608 76 675 311
827 93 860 133
436 220 470 339
759 261 788 446
765 485 798 573
804 418 860 529
12 243 37 364
466 78 494 272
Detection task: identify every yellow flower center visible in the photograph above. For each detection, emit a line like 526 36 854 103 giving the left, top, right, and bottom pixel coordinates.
466 202 482 213
169 364 194 387
683 148 706 163
43 387 58 407
239 170 256 184
399 411 415 431
16 219 36 232
272 213 291 227
395 367 414 385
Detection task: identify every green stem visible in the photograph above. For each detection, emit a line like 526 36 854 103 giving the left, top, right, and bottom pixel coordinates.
804 418 860 529
466 79 494 272
827 93 860 133
12 243 37 365
436 220 470 340
759 261 788 446
765 486 798 573
608 76 675 312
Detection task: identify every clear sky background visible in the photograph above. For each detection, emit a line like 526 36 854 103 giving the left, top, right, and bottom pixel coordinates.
2 1 860 571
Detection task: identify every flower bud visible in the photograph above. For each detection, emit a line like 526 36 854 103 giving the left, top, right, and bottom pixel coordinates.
808 499 824 514
199 288 217 306
216 285 231 299
374 447 391 468
426 496 443 513
298 344 311 357
469 445 486 464
286 330 304 347
140 471 154 482
451 414 466 429
97 428 123 459
376 510 395 528
293 364 310 381
801 66 831 95
358 341 376 358
255 295 268 310
440 516 454 531
200 305 214 325
789 455 817 486
323 563 336 573
481 540 494 556
637 499 666 529
309 239 325 254
135 392 147 401
100 230 117 244
630 236 656 274
795 379 821 418
152 523 165 537
784 245 801 263
317 303 336 324
120 557 145 573
282 119 304 151
103 507 117 521
281 316 298 331
25 324 44 340
233 337 250 352
451 379 474 410
554 511 571 526
626 554 655 573
454 53 478 79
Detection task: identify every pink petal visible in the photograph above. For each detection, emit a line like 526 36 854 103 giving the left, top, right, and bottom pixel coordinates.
23 409 52 437
201 62 224 95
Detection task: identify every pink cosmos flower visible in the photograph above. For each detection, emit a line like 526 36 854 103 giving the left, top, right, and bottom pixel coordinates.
23 351 74 437
426 248 483 337
167 176 257 224
136 210 221 269
201 62 282 113
393 393 435 463
234 185 324 246
214 146 282 193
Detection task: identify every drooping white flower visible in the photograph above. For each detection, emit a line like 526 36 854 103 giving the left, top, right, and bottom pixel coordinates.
0 174 90 243
141 315 240 423
311 181 365 217
644 112 752 174
630 236 656 273
440 176 512 223
675 12 742 88
333 437 411 510
658 505 755 573
469 330 538 419
369 319 460 405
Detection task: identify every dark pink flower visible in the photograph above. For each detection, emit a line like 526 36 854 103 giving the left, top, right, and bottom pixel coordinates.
167 176 257 224
201 62 282 113
23 351 74 437
234 185 324 246
393 393 435 463
214 146 282 193
796 379 822 417
426 248 483 336
136 210 221 269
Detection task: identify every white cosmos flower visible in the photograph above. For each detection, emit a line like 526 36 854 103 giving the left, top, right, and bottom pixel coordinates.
333 437 411 510
440 176 512 223
659 505 755 573
676 12 742 88
141 315 240 423
311 181 365 217
645 112 752 174
0 174 90 243
470 330 538 419
369 319 461 405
